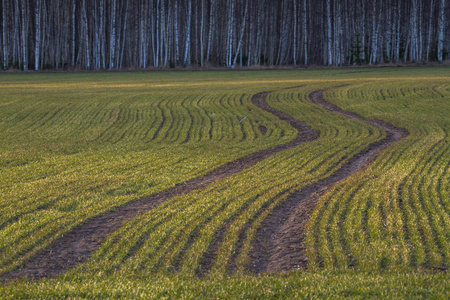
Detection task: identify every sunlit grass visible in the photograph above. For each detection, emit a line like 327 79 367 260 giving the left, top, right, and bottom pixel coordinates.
306 79 450 271
1 67 450 297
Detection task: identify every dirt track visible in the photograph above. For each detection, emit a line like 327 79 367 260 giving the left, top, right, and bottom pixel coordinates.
1 89 407 280
248 90 408 273
1 90 319 281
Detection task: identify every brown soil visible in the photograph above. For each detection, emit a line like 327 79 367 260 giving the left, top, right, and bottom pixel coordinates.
197 93 319 276
1 91 319 281
258 125 268 135
248 90 409 273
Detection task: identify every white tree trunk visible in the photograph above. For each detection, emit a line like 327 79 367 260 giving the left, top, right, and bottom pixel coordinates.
120 0 129 69
82 0 89 69
361 0 366 62
227 0 235 67
35 0 41 70
100 0 106 69
303 0 308 65
418 0 423 61
155 0 160 67
395 0 401 62
293 0 297 65
386 0 392 62
110 0 116 68
232 0 248 67
410 0 418 62
437 0 446 62
166 0 172 66
183 0 192 66
21 0 28 70
371 0 379 64
200 0 204 66
427 0 435 61
326 0 332 65
71 0 76 66
175 0 179 64
160 0 166 66
206 0 215 62
139 6 145 68
2 0 7 69
93 0 99 69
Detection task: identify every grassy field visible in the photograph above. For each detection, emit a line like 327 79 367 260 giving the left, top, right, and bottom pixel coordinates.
1 67 449 298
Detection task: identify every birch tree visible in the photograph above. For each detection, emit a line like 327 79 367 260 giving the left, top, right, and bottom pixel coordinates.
370 0 379 64
110 0 116 69
437 0 446 62
183 0 192 67
34 0 41 70
0 0 448 70
232 0 248 68
326 0 332 65
2 0 8 69
427 0 435 62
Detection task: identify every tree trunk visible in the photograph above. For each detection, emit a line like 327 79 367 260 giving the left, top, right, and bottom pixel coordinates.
72 0 76 67
362 0 366 63
386 0 392 62
120 0 129 69
35 0 41 70
82 0 89 69
110 0 116 68
21 0 28 70
371 0 379 64
437 0 446 62
200 0 204 66
326 0 332 65
183 0 192 67
206 0 215 63
174 0 179 64
2 0 8 69
227 0 235 67
303 0 308 65
155 0 160 67
427 0 435 61
232 0 248 67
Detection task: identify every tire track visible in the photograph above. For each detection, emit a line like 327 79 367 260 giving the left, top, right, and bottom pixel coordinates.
197 91 320 276
248 90 409 273
1 91 319 281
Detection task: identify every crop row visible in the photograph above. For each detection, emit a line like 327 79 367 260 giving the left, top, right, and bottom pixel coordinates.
72 85 383 278
0 78 295 275
306 81 450 271
2 72 448 281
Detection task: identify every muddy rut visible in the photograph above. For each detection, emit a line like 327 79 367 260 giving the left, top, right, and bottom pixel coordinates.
248 90 408 273
2 89 407 281
2 91 319 281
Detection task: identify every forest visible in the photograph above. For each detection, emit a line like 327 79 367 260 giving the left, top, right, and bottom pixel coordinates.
0 0 448 70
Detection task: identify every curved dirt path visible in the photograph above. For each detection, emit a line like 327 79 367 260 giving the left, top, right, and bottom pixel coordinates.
2 91 319 281
248 90 409 273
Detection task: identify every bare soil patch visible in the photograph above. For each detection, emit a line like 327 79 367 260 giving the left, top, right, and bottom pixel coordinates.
258 125 268 135
248 90 409 273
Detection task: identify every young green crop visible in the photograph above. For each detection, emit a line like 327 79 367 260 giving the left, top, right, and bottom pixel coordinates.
1 68 450 297
0 72 297 274
306 79 450 271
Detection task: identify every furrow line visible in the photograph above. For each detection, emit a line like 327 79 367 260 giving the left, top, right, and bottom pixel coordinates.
248 90 409 273
1 91 319 281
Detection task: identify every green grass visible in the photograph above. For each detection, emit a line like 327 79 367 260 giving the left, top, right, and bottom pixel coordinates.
1 271 449 299
306 80 450 272
1 67 450 298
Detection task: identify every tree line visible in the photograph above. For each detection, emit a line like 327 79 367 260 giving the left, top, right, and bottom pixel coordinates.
1 0 448 71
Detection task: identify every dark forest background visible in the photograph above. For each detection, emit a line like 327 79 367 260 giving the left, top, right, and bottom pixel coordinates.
1 0 448 71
